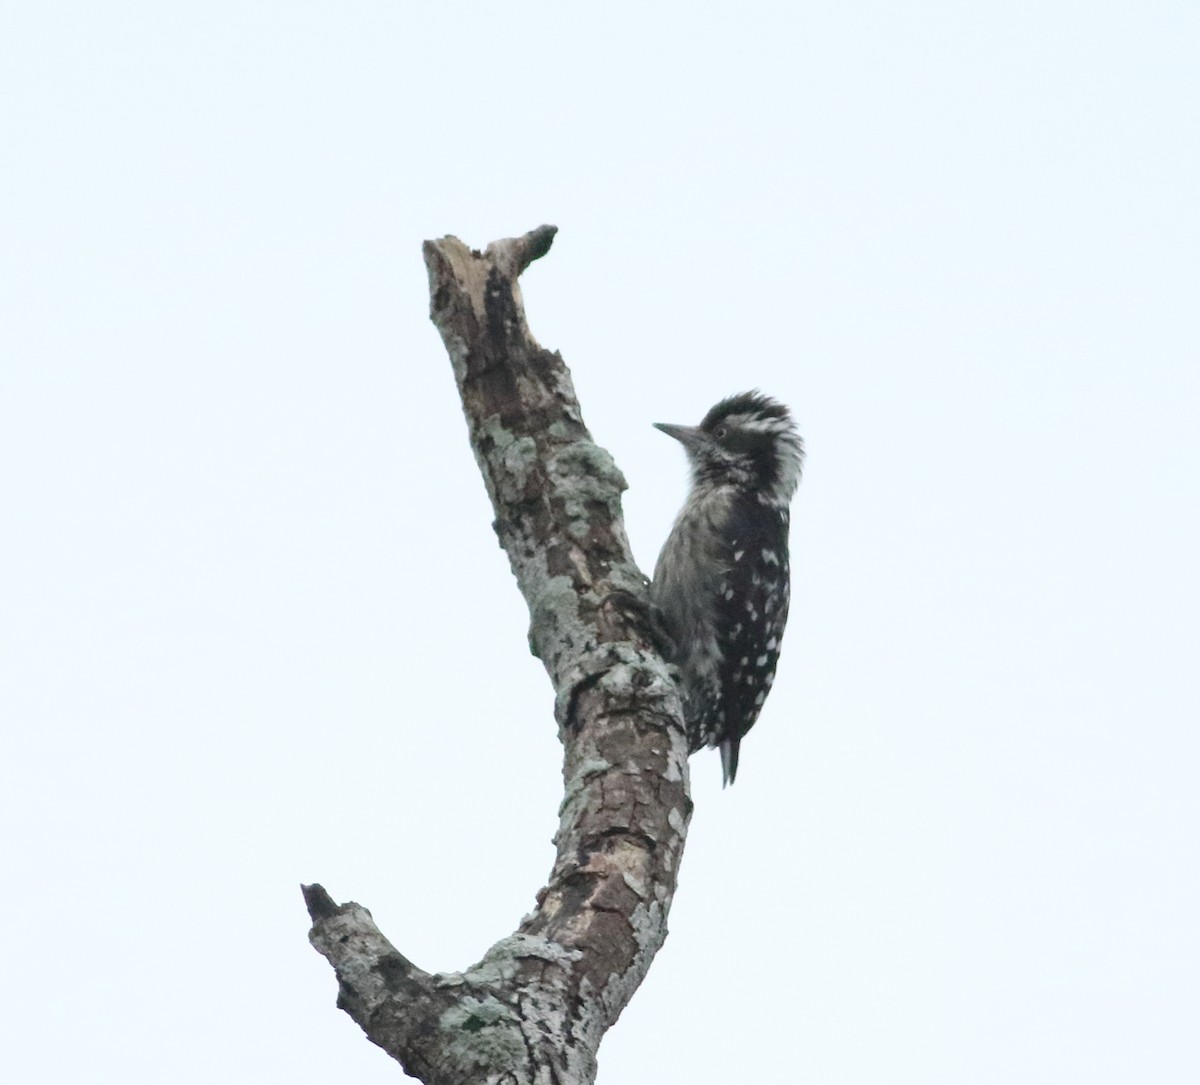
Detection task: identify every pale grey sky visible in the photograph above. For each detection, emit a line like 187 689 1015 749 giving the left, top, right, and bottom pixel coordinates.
3 3 1198 1082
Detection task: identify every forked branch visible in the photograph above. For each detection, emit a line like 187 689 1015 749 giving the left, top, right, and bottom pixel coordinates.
303 227 692 1085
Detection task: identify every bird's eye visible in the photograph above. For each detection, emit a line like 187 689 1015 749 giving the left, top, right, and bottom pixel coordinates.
714 425 728 439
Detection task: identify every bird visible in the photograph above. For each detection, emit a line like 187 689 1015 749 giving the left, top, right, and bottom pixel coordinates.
650 391 804 785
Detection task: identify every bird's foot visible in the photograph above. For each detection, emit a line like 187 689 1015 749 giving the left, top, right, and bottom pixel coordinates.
600 589 677 661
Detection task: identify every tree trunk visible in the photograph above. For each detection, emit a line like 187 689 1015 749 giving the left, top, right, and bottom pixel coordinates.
303 226 692 1085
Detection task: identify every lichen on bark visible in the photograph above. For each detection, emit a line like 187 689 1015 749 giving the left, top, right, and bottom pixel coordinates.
303 226 691 1085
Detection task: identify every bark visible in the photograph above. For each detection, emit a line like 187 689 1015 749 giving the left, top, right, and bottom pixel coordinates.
303 226 692 1085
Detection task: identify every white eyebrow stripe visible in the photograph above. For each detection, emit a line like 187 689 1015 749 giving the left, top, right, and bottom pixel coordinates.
738 417 792 434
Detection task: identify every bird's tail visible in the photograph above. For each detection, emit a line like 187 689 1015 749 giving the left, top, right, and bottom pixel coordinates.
719 739 740 787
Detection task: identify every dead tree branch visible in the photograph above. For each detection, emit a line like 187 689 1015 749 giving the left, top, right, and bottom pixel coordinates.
303 226 692 1085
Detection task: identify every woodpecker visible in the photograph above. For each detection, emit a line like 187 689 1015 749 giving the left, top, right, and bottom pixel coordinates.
650 392 804 785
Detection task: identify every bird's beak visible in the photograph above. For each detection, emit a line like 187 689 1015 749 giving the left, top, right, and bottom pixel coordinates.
653 422 704 449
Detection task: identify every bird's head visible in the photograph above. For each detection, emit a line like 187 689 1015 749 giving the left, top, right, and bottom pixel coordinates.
654 391 804 506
